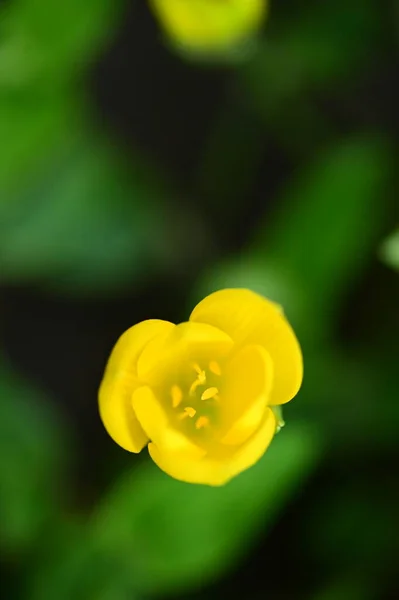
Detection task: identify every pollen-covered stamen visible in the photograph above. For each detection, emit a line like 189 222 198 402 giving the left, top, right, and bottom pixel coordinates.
209 361 221 376
201 387 219 401
171 384 183 408
193 363 204 376
195 416 210 430
189 363 207 396
179 406 196 419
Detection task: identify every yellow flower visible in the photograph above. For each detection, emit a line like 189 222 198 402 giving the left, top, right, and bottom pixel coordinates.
149 0 268 55
99 289 303 486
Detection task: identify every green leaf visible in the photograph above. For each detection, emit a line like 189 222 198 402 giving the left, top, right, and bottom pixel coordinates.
380 228 399 272
306 482 399 574
297 348 399 452
0 134 181 293
240 1 380 155
92 423 320 595
191 138 391 347
190 256 311 344
0 94 75 194
244 0 380 106
311 577 374 600
30 523 141 600
253 137 392 327
0 363 67 553
0 0 124 90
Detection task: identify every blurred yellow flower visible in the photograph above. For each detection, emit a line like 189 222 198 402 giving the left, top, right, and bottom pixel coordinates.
99 289 303 485
149 0 268 55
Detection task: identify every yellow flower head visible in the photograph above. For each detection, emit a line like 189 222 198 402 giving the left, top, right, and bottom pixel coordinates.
99 289 303 486
149 0 268 56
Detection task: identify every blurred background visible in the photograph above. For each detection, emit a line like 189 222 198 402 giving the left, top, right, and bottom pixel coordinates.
1 1 398 599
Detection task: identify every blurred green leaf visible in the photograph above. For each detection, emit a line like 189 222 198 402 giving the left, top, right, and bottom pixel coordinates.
0 363 67 553
240 0 380 154
92 423 320 595
244 0 379 107
0 0 125 203
254 137 392 331
380 228 399 271
294 348 399 453
0 94 76 194
311 577 374 600
192 137 392 346
0 133 189 293
306 482 399 575
190 255 310 343
0 0 124 90
30 523 140 600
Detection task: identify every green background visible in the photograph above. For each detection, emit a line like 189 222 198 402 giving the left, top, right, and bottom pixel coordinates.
1 1 398 599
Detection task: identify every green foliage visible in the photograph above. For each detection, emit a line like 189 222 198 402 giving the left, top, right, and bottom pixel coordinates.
1 0 398 599
243 0 380 142
30 523 140 600
0 133 178 293
380 228 399 271
311 577 373 600
258 138 391 319
0 363 67 554
0 94 75 195
193 137 391 345
92 424 319 595
308 483 399 573
0 0 124 90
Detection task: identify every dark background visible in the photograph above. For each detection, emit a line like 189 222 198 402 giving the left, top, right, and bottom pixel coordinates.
1 1 398 599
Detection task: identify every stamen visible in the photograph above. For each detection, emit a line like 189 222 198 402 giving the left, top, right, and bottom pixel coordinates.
189 364 206 395
171 384 183 408
201 387 219 401
179 406 197 419
189 380 201 395
209 361 221 376
195 416 210 430
193 363 203 375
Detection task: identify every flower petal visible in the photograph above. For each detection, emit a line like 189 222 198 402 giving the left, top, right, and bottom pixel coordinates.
220 407 276 478
148 408 276 486
132 386 205 458
137 321 234 385
148 442 227 486
99 319 175 452
221 345 273 446
190 288 303 405
150 0 267 52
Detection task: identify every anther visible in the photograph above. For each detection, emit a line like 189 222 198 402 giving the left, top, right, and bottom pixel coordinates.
171 384 183 408
201 387 219 401
179 406 197 419
189 364 206 396
193 364 206 383
209 361 221 376
195 416 210 430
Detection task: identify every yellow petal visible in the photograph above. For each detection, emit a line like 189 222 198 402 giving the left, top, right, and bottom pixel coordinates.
98 319 174 452
132 386 205 459
190 289 303 406
148 408 276 486
221 407 276 478
221 345 273 446
150 0 267 52
137 321 234 385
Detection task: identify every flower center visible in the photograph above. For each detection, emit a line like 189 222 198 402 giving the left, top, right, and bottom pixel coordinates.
169 361 222 432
